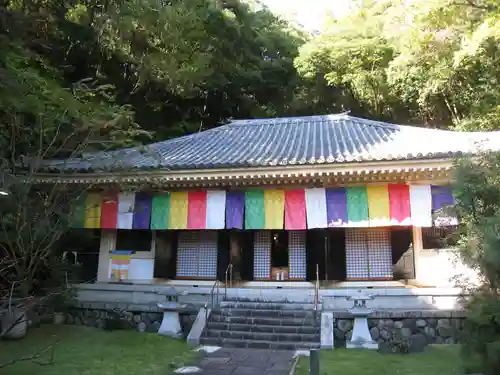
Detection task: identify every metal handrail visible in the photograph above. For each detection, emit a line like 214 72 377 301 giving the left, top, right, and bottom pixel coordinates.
205 279 220 321
224 263 233 300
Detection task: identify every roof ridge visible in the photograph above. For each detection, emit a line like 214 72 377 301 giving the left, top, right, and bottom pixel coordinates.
209 113 405 131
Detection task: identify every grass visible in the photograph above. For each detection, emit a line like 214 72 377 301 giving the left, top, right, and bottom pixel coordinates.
295 345 463 375
0 325 198 375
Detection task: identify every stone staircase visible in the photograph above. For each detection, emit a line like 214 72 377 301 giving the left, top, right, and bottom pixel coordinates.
200 298 321 350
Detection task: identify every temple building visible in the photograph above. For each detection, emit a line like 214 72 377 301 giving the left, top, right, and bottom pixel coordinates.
35 114 498 289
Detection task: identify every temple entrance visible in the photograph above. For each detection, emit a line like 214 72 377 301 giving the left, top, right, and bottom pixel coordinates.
251 230 307 281
271 231 288 280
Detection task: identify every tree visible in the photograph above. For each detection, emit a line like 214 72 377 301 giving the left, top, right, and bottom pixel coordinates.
295 0 500 129
453 152 500 375
0 2 149 338
2 0 318 141
295 1 406 121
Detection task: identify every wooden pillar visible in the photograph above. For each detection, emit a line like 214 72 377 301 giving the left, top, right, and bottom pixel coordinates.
230 232 242 282
412 226 423 282
97 229 116 282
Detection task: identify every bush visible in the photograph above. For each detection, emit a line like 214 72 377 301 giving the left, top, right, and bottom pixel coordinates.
47 287 77 313
461 293 500 375
454 153 500 375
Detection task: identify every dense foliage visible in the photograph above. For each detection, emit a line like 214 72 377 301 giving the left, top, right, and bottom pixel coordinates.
454 153 500 375
2 0 500 161
0 0 321 297
1 0 500 297
296 0 500 129
0 0 337 155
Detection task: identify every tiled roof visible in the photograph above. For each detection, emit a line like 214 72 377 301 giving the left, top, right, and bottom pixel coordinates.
40 114 500 172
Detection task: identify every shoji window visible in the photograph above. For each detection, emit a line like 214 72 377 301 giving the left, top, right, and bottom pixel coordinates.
176 231 218 279
345 228 392 280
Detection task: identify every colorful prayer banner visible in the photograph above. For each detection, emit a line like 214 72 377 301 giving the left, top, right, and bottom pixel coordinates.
388 184 411 225
101 193 118 229
431 186 455 211
71 194 86 228
431 186 458 226
109 250 132 281
245 190 265 229
168 192 188 229
284 190 306 230
150 193 171 230
326 188 347 227
410 184 432 227
84 193 102 229
305 188 327 229
264 190 285 229
367 185 390 227
73 184 457 230
187 191 207 229
226 191 244 229
132 192 152 229
117 192 135 229
346 186 369 227
206 190 226 229
152 190 226 230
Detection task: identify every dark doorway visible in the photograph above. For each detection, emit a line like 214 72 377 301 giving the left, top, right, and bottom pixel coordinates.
56 229 101 284
327 228 347 281
306 229 326 281
271 231 288 267
391 227 415 280
240 231 254 281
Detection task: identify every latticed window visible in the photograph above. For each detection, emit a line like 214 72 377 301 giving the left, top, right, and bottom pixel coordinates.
345 228 393 280
176 231 218 279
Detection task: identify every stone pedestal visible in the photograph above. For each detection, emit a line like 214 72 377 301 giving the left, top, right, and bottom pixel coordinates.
346 314 378 349
1 308 28 340
157 302 184 339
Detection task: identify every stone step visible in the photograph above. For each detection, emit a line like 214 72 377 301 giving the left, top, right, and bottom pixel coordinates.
207 322 320 335
199 336 320 350
209 313 318 326
217 308 318 319
203 329 320 343
219 301 320 311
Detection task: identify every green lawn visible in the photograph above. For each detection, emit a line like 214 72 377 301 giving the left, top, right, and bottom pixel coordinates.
0 325 197 375
295 345 462 375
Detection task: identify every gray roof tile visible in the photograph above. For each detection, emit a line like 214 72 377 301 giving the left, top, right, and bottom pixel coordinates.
40 114 500 172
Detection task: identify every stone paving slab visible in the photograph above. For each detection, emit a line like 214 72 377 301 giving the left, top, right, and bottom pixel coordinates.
170 348 294 375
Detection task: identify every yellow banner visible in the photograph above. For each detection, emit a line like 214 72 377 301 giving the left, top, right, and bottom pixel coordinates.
168 192 188 229
84 193 102 229
367 185 390 226
264 190 285 229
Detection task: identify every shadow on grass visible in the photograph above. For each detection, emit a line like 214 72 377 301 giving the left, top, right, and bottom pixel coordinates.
294 345 462 375
0 325 198 375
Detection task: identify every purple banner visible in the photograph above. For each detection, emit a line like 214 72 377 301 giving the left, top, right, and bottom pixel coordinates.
226 191 244 229
431 186 455 211
431 186 458 226
326 188 347 227
132 192 152 229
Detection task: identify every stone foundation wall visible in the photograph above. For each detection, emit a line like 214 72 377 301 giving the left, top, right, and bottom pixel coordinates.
63 305 197 337
334 316 464 347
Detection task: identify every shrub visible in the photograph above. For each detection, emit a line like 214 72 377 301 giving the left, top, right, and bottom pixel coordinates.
454 153 500 375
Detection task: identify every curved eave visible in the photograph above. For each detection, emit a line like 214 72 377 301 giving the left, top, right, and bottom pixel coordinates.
36 150 468 174
31 158 455 188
